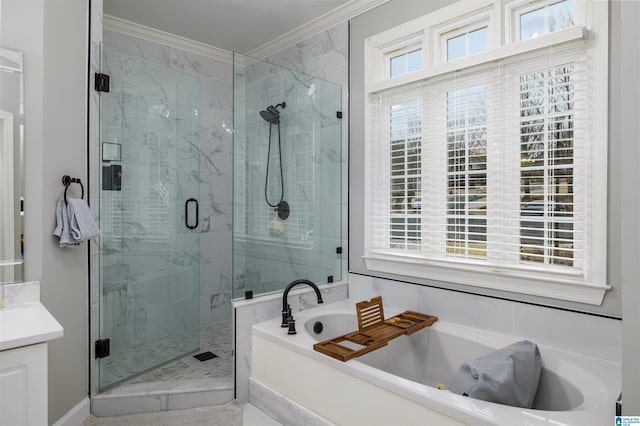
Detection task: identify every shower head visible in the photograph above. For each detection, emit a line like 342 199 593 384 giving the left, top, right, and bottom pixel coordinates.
259 102 286 125
260 107 280 124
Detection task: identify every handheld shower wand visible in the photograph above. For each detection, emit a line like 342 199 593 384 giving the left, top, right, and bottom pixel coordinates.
260 101 290 220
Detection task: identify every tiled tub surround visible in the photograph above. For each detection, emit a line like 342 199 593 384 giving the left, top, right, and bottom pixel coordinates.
234 281 348 402
251 299 621 426
348 273 622 363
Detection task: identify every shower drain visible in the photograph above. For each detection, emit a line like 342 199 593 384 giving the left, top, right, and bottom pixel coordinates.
193 351 218 362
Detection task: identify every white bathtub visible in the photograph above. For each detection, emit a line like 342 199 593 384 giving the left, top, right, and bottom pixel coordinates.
251 299 620 425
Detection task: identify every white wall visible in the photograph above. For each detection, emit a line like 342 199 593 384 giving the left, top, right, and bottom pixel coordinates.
1 0 89 423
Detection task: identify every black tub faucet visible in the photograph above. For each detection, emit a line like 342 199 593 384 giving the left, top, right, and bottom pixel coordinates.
281 279 324 334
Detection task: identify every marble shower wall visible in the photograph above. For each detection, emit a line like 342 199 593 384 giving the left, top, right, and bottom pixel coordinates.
233 54 342 297
233 22 349 298
233 22 350 403
100 30 234 330
266 22 350 288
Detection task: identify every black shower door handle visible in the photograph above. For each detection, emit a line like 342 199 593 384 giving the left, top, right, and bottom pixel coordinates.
185 198 199 230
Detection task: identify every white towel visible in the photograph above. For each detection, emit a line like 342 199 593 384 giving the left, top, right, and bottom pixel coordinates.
53 198 99 247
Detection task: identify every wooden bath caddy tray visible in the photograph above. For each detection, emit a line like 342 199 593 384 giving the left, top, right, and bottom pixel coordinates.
313 296 438 362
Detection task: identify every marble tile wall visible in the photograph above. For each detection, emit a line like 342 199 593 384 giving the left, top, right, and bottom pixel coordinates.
234 22 351 403
89 22 234 394
2 280 40 307
89 20 350 400
265 22 349 282
349 273 622 363
98 30 234 332
233 51 344 296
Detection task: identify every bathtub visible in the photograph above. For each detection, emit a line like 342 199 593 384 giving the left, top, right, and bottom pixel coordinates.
251 299 620 425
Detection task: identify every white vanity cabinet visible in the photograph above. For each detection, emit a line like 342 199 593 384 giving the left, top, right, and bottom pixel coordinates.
0 298 63 426
0 342 48 425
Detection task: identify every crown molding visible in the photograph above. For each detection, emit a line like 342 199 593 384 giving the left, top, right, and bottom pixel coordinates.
103 15 233 63
247 0 391 59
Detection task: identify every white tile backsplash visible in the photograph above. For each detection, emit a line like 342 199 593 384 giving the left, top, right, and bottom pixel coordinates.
349 273 621 363
514 303 622 362
417 286 515 336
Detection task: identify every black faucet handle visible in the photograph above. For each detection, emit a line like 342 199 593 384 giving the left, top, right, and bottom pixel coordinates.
281 304 293 327
287 318 297 335
281 309 290 327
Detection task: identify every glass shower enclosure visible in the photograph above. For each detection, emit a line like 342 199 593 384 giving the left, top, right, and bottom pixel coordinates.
233 53 342 298
97 44 202 390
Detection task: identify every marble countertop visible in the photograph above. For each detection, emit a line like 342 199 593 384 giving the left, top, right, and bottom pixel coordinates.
0 301 64 351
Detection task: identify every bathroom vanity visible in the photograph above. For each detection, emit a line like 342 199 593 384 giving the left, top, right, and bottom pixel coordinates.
0 282 63 426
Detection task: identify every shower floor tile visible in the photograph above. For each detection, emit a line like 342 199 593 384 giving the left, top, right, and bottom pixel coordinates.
100 321 232 395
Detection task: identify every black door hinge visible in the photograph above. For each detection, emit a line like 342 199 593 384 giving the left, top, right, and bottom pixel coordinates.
95 73 110 93
95 338 111 359
336 111 343 119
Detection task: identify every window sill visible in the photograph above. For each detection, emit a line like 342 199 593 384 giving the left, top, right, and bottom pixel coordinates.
363 252 609 306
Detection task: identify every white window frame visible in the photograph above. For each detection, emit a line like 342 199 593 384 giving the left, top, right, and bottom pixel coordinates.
432 6 496 63
505 0 584 44
377 34 424 80
363 0 609 305
386 41 424 79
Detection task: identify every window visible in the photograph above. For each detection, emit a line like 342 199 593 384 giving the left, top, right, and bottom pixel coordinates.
519 64 575 266
389 99 422 249
364 0 608 305
511 0 575 42
389 48 423 78
446 26 489 61
446 84 488 257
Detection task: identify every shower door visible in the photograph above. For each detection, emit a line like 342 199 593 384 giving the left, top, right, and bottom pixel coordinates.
97 44 201 390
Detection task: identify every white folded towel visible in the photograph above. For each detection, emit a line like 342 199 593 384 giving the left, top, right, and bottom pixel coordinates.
53 198 99 247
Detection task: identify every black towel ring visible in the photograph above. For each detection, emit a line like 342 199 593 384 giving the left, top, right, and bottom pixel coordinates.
62 175 84 205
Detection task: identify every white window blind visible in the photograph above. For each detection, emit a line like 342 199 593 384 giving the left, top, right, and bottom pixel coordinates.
368 46 589 279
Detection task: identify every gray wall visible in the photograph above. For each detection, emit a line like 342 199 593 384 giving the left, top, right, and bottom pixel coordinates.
1 0 90 423
350 0 623 317
618 0 640 414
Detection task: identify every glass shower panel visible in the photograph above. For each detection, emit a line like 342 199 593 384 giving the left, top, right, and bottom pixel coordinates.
233 53 342 299
98 44 201 390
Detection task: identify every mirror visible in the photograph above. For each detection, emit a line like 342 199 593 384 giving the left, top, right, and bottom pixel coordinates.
0 46 23 284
